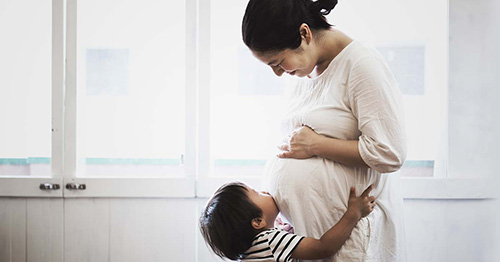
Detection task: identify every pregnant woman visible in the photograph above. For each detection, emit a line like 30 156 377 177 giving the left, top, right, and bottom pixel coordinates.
242 0 407 261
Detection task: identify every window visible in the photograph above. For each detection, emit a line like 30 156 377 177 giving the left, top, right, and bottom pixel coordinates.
0 0 52 177
203 0 448 182
76 0 187 178
1 0 490 200
329 0 449 177
207 0 288 177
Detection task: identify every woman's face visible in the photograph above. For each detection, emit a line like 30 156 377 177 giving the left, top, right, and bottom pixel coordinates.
252 42 317 78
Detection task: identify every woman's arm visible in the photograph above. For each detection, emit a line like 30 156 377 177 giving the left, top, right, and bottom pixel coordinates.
279 55 407 173
277 125 369 168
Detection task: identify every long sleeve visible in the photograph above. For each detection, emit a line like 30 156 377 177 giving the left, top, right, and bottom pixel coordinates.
347 54 407 173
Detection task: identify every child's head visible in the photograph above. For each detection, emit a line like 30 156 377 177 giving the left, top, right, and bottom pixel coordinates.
199 181 279 260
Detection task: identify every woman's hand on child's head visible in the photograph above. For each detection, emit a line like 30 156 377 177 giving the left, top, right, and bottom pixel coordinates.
347 185 376 219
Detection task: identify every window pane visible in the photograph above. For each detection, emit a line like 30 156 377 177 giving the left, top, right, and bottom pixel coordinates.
76 0 186 177
0 0 52 176
209 0 447 177
209 0 288 176
328 0 448 177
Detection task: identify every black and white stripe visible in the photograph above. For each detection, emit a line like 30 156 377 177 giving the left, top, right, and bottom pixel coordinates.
240 228 304 262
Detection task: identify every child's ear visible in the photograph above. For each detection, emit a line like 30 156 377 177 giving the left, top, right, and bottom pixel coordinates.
251 217 267 230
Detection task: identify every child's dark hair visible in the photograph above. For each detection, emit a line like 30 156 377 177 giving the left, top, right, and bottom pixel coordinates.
199 182 263 260
242 0 338 52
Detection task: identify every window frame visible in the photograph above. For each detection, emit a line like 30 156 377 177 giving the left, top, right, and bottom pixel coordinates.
193 0 493 200
61 0 198 198
0 0 494 200
0 0 197 198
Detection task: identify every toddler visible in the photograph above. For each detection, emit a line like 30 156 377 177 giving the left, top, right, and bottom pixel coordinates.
199 181 375 261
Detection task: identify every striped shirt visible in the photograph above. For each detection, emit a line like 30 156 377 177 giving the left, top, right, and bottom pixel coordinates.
240 228 304 262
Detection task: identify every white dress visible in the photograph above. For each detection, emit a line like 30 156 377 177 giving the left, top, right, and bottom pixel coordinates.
263 41 407 262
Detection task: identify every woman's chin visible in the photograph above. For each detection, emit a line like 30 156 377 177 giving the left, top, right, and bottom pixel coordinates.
295 70 314 78
294 72 307 78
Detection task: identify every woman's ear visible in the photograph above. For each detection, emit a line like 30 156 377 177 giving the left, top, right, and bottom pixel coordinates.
251 217 267 230
299 23 312 44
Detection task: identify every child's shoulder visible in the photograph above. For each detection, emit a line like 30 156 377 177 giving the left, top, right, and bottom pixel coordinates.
241 228 304 262
252 228 279 242
240 229 276 261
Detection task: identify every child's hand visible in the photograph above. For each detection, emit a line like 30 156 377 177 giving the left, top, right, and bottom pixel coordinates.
347 185 376 219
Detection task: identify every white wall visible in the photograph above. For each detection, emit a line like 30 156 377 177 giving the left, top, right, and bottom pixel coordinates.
0 199 63 262
0 198 199 262
0 198 497 262
448 0 500 179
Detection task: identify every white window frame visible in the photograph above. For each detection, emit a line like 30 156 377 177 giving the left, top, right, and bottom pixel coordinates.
0 0 495 200
193 0 495 200
0 0 65 198
0 0 196 198
61 0 197 198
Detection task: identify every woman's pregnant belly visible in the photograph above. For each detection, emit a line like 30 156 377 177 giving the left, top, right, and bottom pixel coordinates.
263 156 377 262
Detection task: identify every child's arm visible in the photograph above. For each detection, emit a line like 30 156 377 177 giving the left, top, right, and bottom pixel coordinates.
291 185 375 260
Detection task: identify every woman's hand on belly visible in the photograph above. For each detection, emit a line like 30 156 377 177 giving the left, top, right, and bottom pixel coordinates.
279 125 369 168
278 125 322 159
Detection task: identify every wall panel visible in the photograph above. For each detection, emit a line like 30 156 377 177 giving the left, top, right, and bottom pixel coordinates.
64 198 197 262
26 199 63 262
0 197 497 262
0 198 27 262
64 199 110 262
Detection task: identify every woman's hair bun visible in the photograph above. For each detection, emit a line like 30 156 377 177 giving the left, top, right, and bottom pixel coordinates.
242 0 335 51
311 0 338 16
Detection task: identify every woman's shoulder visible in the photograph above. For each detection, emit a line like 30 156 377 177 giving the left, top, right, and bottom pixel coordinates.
338 40 385 66
316 40 385 80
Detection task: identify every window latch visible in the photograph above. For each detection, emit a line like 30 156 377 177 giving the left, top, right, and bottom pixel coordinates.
66 183 86 190
39 183 61 190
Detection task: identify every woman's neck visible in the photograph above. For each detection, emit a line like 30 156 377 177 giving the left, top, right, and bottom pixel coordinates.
312 29 353 77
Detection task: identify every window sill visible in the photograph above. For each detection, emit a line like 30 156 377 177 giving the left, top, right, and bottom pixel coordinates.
0 177 195 198
196 177 496 200
401 177 495 199
0 177 63 197
0 177 494 199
